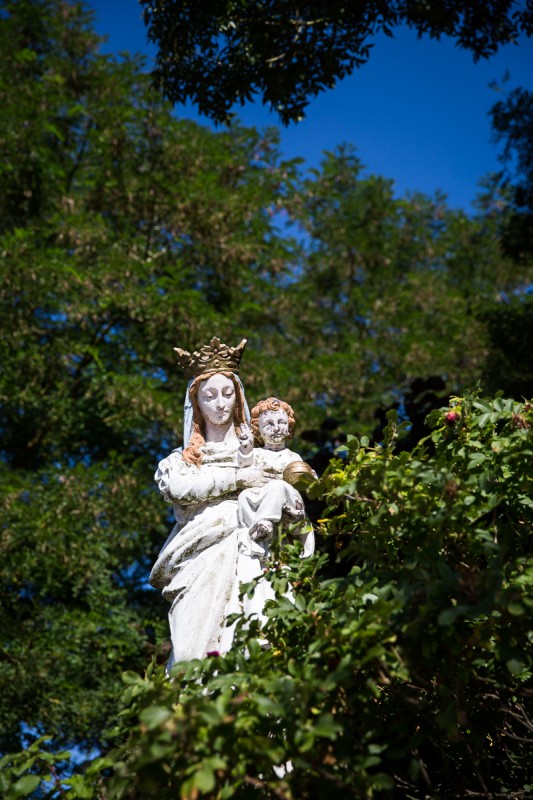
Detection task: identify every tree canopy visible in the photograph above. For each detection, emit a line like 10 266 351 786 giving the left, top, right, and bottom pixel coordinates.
140 0 533 124
490 86 533 262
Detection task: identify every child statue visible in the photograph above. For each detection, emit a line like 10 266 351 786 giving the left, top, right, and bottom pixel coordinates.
236 397 316 561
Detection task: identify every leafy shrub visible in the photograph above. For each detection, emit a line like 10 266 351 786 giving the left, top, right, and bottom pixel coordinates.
2 393 532 798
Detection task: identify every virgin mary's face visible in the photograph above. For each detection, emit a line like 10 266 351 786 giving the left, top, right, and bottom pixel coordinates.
197 373 236 427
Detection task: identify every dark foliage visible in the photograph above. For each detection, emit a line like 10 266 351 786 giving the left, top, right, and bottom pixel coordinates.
491 86 533 261
141 0 533 124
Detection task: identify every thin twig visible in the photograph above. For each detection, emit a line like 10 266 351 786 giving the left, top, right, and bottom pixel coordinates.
244 774 291 800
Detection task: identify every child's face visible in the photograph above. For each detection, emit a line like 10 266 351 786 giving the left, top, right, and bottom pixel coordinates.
258 409 289 447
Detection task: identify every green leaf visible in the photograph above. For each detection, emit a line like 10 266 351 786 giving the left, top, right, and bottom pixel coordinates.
12 775 41 797
438 607 461 626
518 494 533 510
139 706 172 729
468 453 487 468
371 773 395 790
506 659 525 675
65 774 96 799
313 713 341 739
193 764 216 793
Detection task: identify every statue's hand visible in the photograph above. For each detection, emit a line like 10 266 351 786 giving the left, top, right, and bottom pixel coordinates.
236 465 267 488
238 423 254 455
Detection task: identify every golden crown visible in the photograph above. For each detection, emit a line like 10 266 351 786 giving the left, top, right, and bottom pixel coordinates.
174 337 247 379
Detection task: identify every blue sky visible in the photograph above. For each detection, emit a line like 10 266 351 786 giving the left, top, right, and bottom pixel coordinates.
88 0 532 211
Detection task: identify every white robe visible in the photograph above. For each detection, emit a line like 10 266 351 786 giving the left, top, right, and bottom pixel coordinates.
150 441 272 666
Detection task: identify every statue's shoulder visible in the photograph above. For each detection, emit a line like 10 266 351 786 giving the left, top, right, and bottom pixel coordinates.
269 447 302 464
282 448 303 463
156 448 187 473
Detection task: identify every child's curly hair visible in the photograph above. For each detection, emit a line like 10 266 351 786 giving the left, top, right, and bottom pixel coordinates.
250 397 296 444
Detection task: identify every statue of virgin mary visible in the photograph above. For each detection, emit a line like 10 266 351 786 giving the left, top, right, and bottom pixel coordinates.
150 338 273 667
150 337 314 669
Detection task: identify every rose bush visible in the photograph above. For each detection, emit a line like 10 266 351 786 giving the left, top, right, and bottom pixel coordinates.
3 392 531 798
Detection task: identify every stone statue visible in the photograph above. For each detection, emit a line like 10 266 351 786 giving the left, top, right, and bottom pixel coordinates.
149 338 315 667
237 397 315 562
